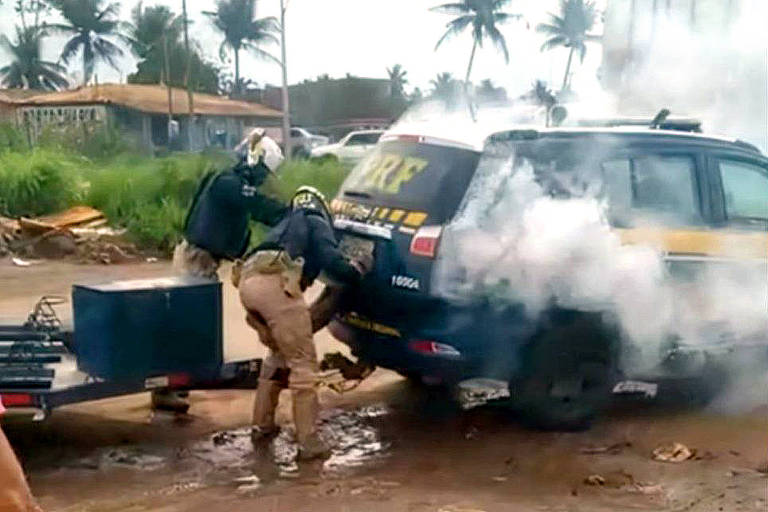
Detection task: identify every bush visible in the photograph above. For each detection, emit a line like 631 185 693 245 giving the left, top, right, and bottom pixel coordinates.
0 122 27 152
85 153 229 252
0 149 85 217
267 158 349 202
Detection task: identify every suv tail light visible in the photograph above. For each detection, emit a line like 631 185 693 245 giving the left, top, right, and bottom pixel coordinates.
1 393 34 407
409 340 461 357
409 225 442 258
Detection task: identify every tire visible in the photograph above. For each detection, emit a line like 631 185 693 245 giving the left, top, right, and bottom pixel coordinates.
292 146 310 159
511 314 616 431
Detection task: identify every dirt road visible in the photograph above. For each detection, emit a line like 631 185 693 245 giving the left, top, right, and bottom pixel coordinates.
1 260 766 512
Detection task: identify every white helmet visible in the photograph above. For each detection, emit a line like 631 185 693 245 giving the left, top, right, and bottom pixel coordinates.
247 129 284 173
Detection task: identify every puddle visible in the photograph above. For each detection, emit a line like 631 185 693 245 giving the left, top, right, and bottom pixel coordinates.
188 428 254 470
70 447 167 471
67 404 391 483
272 403 391 477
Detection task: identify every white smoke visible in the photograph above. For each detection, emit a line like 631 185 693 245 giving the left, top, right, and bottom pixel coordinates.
434 154 767 377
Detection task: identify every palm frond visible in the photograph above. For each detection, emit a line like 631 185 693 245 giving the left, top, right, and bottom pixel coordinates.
487 25 509 63
539 35 566 52
430 2 472 15
434 14 473 50
242 44 281 66
494 12 522 24
59 34 85 64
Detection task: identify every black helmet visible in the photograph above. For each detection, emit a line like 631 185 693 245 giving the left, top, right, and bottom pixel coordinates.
234 159 270 188
292 186 332 224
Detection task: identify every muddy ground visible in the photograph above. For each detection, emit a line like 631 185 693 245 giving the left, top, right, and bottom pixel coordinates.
1 259 766 512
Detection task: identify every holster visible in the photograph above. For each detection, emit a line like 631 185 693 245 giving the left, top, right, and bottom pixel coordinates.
241 250 305 298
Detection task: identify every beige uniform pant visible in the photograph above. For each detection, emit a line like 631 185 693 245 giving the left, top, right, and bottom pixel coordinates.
172 240 220 280
239 273 320 446
0 428 42 512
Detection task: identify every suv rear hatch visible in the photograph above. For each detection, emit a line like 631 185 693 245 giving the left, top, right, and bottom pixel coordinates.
332 136 481 323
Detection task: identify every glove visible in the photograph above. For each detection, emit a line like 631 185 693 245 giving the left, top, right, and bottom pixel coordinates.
350 251 374 276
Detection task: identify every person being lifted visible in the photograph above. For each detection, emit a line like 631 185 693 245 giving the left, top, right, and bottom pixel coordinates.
236 186 372 461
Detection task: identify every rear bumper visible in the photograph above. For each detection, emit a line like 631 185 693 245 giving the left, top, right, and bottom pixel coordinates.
329 320 472 383
329 302 536 383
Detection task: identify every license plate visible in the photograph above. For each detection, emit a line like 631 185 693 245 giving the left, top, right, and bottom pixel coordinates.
339 235 374 261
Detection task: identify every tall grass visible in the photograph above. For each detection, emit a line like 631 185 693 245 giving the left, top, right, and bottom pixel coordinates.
0 149 86 217
0 122 349 253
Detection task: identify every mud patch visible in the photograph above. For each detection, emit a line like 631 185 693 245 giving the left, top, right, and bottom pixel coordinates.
271 404 391 477
189 427 254 470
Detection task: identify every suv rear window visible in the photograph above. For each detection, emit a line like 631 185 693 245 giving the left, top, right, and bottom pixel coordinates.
461 138 701 228
341 140 480 222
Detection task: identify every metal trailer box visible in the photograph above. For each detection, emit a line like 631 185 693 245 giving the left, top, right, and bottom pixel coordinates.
72 277 222 381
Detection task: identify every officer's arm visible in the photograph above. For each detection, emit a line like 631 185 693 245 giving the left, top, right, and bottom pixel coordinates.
307 215 361 285
248 194 290 227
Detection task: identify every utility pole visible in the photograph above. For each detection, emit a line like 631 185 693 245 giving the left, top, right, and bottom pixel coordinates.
182 0 195 150
163 35 174 147
280 0 292 159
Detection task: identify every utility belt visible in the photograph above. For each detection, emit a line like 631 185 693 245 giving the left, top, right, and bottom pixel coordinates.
233 250 306 298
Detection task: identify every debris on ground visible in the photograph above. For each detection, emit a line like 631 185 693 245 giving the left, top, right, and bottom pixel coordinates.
456 378 511 410
584 474 606 486
580 441 632 455
756 460 768 474
652 442 696 463
0 206 141 264
233 474 262 493
584 470 635 488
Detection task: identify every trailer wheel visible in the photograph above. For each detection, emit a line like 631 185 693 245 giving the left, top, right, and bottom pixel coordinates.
511 316 616 431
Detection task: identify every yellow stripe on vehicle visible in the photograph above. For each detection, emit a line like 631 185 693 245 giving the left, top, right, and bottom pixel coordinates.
403 212 428 228
378 208 390 220
389 209 406 222
616 228 767 260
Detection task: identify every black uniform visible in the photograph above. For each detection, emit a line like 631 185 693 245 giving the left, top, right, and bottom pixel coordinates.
184 162 288 260
252 208 361 290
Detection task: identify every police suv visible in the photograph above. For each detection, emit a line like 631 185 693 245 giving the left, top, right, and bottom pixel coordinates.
328 110 768 429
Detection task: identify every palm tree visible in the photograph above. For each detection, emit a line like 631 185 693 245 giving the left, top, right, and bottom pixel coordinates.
204 0 279 96
0 25 69 90
49 0 131 85
430 72 459 101
537 0 601 92
387 64 408 99
431 0 522 85
126 2 182 60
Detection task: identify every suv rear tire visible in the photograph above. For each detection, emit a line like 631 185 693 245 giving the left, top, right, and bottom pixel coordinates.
511 314 616 431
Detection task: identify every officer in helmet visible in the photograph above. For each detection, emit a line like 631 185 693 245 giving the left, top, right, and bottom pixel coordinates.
158 130 289 413
236 186 372 461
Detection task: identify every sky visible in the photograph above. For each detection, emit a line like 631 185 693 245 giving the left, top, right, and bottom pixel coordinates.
0 0 607 98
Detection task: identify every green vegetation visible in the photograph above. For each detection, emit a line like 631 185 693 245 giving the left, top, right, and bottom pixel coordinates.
0 124 349 254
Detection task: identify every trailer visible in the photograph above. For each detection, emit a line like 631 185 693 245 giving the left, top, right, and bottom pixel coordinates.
0 277 261 420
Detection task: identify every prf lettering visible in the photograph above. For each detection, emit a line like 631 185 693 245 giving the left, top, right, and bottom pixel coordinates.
362 154 429 193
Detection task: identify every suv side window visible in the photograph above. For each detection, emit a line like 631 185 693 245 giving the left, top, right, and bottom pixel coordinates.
601 155 699 226
290 128 301 137
718 159 768 226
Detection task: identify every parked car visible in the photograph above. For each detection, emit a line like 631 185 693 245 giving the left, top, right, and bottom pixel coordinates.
289 127 329 158
311 130 384 166
328 115 768 430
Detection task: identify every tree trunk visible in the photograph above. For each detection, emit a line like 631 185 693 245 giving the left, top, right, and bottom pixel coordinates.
234 49 240 96
562 46 575 92
465 39 478 86
182 0 194 148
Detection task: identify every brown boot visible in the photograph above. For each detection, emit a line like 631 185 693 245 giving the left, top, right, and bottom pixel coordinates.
297 434 330 461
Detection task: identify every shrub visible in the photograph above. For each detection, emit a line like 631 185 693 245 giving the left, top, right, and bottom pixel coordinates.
0 149 85 217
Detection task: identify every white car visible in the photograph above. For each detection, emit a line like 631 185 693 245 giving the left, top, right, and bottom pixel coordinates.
290 127 329 158
310 130 384 165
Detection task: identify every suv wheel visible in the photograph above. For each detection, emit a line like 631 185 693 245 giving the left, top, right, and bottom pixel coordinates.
511 315 616 431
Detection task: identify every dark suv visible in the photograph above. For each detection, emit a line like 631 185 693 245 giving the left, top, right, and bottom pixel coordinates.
328 122 768 429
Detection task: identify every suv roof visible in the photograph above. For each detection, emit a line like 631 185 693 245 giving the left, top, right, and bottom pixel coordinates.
486 127 764 155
